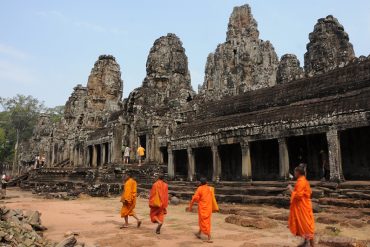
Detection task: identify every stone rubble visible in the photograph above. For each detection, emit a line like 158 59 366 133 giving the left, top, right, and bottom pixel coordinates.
0 206 95 247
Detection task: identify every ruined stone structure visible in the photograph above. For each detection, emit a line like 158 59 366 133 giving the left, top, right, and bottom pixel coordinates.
199 4 279 99
22 4 370 190
276 54 304 84
304 15 356 77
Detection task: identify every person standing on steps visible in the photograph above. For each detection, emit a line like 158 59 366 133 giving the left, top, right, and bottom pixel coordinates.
124 146 131 164
288 164 315 247
137 144 145 165
149 174 168 234
1 174 8 198
120 173 142 229
320 150 330 181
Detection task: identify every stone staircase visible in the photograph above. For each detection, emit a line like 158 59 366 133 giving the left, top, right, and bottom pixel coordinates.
16 166 370 208
138 180 370 208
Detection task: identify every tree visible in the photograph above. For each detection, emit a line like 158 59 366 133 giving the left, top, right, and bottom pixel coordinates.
0 95 46 174
46 105 64 123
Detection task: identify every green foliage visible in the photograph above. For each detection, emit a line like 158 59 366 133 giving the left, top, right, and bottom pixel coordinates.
1 95 46 140
0 127 6 160
0 95 46 163
45 105 64 123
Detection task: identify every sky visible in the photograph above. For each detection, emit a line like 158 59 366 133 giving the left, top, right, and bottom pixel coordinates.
0 0 369 107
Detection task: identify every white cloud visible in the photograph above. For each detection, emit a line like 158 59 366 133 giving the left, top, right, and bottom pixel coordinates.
35 10 125 35
0 43 28 60
0 60 37 86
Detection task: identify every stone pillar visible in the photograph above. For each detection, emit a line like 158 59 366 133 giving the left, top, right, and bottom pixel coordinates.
102 144 106 165
278 138 290 180
326 129 344 181
85 147 90 167
74 147 78 167
108 143 112 163
51 144 55 167
187 147 195 181
240 142 252 180
79 147 84 166
168 147 174 179
92 145 97 167
211 144 221 181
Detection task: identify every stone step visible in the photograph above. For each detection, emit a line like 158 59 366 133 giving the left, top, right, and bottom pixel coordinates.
337 181 370 190
338 188 370 194
318 198 370 208
342 191 370 200
141 183 288 196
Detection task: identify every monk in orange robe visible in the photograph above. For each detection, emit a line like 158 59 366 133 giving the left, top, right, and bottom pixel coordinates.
188 177 217 243
149 174 168 234
120 173 142 228
288 164 315 247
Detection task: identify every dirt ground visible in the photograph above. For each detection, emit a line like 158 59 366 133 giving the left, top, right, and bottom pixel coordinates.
1 188 369 247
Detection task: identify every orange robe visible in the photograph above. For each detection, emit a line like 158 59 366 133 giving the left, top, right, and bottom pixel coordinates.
149 179 169 223
120 178 137 217
288 176 315 240
189 185 214 235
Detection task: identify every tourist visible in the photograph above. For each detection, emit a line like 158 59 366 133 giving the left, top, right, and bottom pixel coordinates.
35 155 40 169
1 174 8 198
121 144 126 162
188 177 218 243
124 146 131 164
288 164 315 247
137 144 145 165
120 173 142 228
320 150 330 181
149 173 168 234
40 155 46 167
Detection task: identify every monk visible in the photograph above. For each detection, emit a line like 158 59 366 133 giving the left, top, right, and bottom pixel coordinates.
288 164 315 247
188 177 218 243
149 174 168 234
120 173 142 228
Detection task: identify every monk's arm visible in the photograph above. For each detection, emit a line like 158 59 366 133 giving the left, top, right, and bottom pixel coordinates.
291 180 306 201
123 182 132 203
189 188 201 210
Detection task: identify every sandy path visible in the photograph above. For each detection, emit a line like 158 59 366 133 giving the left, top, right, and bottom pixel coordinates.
2 188 308 246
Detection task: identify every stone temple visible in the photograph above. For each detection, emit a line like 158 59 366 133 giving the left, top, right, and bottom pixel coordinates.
19 4 370 205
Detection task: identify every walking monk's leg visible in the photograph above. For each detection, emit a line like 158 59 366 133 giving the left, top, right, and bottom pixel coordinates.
153 215 163 234
150 209 164 234
131 214 142 228
120 216 129 228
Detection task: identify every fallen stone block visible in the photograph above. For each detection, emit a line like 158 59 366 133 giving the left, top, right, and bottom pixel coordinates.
56 235 77 247
225 215 278 229
318 236 358 247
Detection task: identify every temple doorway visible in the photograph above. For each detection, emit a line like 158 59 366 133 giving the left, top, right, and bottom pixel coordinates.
219 144 242 181
88 146 93 167
194 147 213 180
341 126 370 180
104 143 109 164
250 139 279 180
139 135 147 159
287 134 327 180
174 150 188 178
160 147 168 165
96 145 102 167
